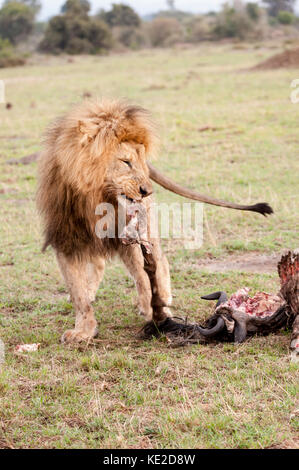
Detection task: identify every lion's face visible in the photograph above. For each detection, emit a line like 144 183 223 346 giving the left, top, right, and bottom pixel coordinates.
103 142 153 203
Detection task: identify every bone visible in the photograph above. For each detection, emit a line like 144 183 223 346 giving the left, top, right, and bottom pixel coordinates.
118 197 152 253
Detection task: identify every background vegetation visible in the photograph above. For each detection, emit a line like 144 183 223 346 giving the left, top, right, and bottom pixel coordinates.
0 0 299 65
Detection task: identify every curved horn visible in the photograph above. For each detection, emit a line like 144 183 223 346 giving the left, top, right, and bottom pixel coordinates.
148 163 273 216
234 322 248 343
201 291 228 307
196 317 225 337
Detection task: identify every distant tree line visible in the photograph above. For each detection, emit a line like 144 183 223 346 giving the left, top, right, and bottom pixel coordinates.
40 0 112 54
0 0 298 66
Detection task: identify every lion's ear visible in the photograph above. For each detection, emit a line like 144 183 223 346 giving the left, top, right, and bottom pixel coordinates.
78 119 99 146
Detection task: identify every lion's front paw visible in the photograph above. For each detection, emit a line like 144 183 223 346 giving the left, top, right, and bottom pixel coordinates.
61 326 99 344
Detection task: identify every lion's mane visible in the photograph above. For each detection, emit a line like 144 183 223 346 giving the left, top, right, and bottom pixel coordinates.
36 99 157 259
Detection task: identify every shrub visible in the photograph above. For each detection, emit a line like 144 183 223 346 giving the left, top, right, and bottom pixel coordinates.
264 0 296 17
0 37 26 67
186 15 214 42
89 18 113 51
246 2 260 20
147 17 183 47
39 2 112 54
101 3 141 28
39 16 68 54
277 10 296 24
213 5 254 40
212 3 269 41
113 26 147 49
65 37 93 54
0 1 35 44
61 0 90 15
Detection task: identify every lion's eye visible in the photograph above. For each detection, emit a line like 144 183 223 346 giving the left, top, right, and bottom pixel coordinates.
122 160 132 168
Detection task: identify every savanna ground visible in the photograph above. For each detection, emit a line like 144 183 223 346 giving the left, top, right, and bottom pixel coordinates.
0 43 298 449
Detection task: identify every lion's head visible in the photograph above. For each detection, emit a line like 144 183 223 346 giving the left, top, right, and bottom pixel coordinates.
50 99 156 203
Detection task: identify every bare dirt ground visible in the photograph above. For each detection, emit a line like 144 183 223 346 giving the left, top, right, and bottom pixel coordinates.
197 252 280 274
252 47 299 70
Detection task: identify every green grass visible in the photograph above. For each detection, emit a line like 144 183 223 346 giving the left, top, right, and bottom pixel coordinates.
0 43 298 449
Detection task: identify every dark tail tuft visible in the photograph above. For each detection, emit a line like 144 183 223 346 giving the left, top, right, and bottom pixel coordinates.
248 203 274 217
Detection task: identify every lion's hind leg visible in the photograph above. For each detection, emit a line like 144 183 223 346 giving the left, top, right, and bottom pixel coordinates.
56 252 98 344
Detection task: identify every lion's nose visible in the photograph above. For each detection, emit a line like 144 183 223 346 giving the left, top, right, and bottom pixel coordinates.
139 185 152 198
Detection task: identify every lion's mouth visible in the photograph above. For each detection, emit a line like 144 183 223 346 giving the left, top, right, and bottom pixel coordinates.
120 194 142 204
125 196 135 203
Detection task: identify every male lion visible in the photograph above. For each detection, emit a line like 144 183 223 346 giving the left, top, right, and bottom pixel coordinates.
37 99 273 343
